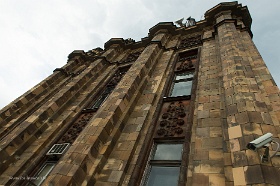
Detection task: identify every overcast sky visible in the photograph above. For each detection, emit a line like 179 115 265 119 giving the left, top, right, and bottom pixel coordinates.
0 0 279 109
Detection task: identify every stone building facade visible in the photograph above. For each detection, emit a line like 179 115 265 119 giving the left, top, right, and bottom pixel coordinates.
0 2 280 186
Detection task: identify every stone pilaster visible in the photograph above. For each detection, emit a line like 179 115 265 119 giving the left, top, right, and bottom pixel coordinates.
216 11 280 185
0 56 113 185
188 28 226 185
44 32 167 185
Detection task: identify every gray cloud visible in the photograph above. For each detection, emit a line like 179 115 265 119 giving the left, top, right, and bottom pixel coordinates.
0 0 279 108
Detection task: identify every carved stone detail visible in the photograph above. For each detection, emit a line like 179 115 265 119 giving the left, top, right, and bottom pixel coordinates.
53 67 87 77
157 101 187 137
108 71 125 87
59 67 130 144
86 47 104 56
177 59 194 71
59 113 94 143
68 48 104 61
178 54 197 62
124 38 135 45
175 17 196 27
179 36 202 49
122 51 142 63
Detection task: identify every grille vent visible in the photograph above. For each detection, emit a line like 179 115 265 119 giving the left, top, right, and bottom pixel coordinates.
46 143 70 156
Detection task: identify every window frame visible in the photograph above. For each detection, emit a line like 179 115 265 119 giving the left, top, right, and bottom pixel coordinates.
144 165 181 186
141 142 183 186
29 161 56 186
83 65 131 112
90 85 115 110
169 71 194 97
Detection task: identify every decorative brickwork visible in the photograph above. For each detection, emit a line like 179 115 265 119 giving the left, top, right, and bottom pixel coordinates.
58 113 94 143
121 50 143 63
178 35 202 49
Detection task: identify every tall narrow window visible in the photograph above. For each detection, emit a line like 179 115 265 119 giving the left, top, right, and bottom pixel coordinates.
91 86 114 109
29 162 56 186
87 66 130 111
143 143 183 186
140 48 200 185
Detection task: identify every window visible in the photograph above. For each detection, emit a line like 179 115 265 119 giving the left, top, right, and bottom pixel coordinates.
90 86 114 109
153 144 183 160
85 66 131 111
175 72 193 80
170 71 193 97
141 49 198 185
143 143 183 186
27 143 69 185
146 166 180 186
29 162 56 186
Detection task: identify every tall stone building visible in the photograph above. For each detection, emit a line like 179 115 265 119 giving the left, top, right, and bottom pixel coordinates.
0 2 280 185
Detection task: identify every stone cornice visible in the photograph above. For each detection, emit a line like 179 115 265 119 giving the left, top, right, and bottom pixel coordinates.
104 3 252 53
213 19 253 38
205 1 252 29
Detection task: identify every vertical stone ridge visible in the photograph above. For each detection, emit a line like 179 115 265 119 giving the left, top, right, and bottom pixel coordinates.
43 37 164 185
0 57 85 139
216 10 280 185
95 48 174 185
0 59 111 184
189 32 226 185
0 56 82 116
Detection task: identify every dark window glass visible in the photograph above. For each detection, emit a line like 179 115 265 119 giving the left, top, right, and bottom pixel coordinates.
88 66 130 110
146 166 180 186
91 86 114 109
91 93 109 109
153 144 183 160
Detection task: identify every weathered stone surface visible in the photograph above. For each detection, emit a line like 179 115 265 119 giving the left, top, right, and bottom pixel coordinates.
245 165 264 184
192 173 209 185
231 151 248 167
209 174 226 186
232 167 246 185
260 165 280 185
202 137 223 149
228 125 242 139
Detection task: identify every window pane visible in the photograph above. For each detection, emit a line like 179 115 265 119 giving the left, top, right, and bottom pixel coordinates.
91 86 114 109
171 81 192 97
146 166 180 186
91 94 109 109
175 72 193 80
153 144 182 160
32 162 55 185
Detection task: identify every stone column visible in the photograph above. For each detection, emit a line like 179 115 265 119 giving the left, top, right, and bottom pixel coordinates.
189 27 226 185
216 10 280 185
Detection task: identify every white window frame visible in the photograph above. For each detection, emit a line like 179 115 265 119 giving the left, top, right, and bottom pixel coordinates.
29 161 56 186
